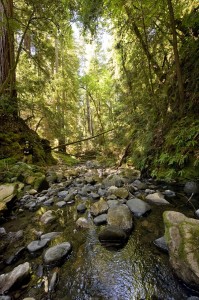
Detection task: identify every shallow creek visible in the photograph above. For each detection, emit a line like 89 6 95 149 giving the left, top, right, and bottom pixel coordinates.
1 166 199 300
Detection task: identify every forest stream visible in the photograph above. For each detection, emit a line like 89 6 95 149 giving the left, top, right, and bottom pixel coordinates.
0 161 199 300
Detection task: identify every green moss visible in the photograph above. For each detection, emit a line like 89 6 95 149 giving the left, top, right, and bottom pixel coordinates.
53 152 79 166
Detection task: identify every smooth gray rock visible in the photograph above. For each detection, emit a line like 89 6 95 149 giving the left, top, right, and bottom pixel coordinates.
132 180 147 190
27 239 49 252
77 203 87 213
0 296 12 300
93 214 107 225
107 200 120 208
0 262 30 293
126 198 151 217
102 174 124 188
64 193 74 202
43 242 72 265
41 232 62 241
0 227 6 236
56 201 67 207
43 198 54 206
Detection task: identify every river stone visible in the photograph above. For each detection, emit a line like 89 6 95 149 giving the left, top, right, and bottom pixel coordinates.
102 174 124 187
43 242 72 265
163 211 199 289
43 198 54 206
29 189 37 195
41 232 61 241
184 181 199 195
76 217 90 228
90 192 100 200
126 198 151 217
40 210 56 224
57 190 68 198
27 239 49 252
23 298 36 300
0 184 17 211
187 297 199 300
77 203 87 213
132 180 147 190
109 187 129 199
107 200 120 208
90 198 108 217
0 296 12 300
64 192 74 202
107 205 133 231
56 201 67 207
0 227 6 236
93 214 107 225
0 262 30 293
98 225 127 247
145 192 170 205
153 236 168 253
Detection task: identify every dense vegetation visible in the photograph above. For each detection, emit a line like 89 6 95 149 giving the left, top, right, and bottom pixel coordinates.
0 0 198 181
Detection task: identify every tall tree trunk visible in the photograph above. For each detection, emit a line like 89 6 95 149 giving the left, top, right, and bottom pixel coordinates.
167 0 184 109
55 32 65 152
0 0 17 114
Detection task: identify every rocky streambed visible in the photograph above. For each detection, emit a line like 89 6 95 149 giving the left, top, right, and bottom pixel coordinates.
0 161 199 300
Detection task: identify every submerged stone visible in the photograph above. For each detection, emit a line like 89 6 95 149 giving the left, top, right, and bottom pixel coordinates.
43 242 72 265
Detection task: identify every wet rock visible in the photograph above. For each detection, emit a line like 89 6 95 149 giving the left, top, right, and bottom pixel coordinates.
23 298 36 300
93 214 107 225
48 268 59 292
107 205 133 231
6 247 26 265
153 236 168 253
126 198 151 217
0 262 30 293
184 181 199 195
77 203 87 213
187 297 199 300
41 232 62 241
76 217 90 228
99 225 128 247
27 239 49 252
90 198 108 217
43 242 72 265
8 230 24 242
0 296 12 300
40 210 56 224
145 192 170 205
163 211 199 289
163 190 176 197
36 195 47 203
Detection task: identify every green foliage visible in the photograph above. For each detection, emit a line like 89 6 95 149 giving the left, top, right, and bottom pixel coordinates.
53 152 79 166
151 117 199 180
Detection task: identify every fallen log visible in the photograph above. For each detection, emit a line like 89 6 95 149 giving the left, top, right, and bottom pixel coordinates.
51 128 115 150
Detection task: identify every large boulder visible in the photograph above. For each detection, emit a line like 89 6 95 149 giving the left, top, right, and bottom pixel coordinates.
0 262 30 293
102 174 124 187
163 211 199 289
0 183 17 212
107 205 133 232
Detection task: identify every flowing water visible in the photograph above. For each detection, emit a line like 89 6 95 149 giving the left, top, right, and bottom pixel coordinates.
1 178 199 300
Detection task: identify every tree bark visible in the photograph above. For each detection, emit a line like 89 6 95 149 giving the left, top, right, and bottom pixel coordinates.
167 0 184 108
0 0 17 114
